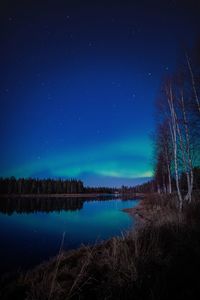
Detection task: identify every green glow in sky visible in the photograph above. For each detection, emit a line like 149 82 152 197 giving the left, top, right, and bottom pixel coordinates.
2 136 153 185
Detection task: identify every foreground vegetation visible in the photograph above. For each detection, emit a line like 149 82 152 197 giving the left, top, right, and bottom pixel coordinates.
1 192 200 300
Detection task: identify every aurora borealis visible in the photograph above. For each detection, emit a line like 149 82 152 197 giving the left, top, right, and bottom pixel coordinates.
1 137 153 186
1 0 200 186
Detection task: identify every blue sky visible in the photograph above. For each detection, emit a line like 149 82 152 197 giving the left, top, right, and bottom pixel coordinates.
0 0 199 186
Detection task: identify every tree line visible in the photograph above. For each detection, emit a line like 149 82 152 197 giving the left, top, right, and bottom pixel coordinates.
0 177 117 195
84 186 117 194
0 177 84 194
152 40 200 210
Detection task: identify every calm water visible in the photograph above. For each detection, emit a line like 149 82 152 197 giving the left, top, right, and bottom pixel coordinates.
0 197 139 274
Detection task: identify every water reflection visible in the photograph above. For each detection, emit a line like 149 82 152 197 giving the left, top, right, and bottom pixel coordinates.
0 194 136 214
0 197 84 214
0 196 139 275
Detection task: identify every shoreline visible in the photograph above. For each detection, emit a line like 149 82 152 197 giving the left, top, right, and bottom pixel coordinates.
0 193 144 198
0 193 110 198
122 197 152 224
0 192 144 198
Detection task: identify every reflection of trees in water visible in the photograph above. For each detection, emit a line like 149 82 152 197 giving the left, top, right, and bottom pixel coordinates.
0 197 84 214
0 195 137 215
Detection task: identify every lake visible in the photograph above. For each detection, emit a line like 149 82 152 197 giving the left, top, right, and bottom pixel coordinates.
0 196 139 275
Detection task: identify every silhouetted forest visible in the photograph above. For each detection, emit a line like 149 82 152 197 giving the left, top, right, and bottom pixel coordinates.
84 186 117 194
0 177 84 194
0 177 117 195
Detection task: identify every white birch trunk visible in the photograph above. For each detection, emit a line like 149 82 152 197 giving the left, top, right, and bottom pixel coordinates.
167 84 183 211
180 92 194 202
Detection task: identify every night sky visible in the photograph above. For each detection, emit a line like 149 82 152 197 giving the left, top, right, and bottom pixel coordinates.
1 0 200 187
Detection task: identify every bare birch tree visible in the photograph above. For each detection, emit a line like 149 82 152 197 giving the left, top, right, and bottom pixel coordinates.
154 41 200 209
165 81 183 210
